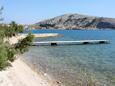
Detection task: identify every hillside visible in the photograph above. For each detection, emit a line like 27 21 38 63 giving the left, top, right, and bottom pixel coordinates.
35 14 115 30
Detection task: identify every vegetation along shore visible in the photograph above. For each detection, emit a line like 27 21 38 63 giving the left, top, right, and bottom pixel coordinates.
0 21 57 86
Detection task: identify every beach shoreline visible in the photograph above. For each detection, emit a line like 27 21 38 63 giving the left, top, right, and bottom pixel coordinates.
20 56 61 86
0 55 59 86
0 33 62 86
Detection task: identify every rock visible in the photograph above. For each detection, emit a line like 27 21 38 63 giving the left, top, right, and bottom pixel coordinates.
56 81 61 84
34 13 115 30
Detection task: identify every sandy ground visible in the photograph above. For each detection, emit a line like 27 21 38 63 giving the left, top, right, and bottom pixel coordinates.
0 58 52 86
0 33 61 86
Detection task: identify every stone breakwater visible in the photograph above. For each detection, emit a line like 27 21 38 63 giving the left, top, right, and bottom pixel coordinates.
7 33 61 45
20 33 61 38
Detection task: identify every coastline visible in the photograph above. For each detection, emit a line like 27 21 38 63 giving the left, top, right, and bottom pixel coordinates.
0 33 62 86
20 33 61 38
0 56 57 86
8 33 61 45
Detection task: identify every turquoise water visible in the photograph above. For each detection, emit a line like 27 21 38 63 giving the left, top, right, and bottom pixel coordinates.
23 30 115 86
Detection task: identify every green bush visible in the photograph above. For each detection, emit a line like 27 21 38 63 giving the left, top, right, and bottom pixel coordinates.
0 22 34 70
7 47 16 62
4 21 24 37
10 21 23 33
15 33 34 53
17 25 23 33
0 43 9 70
0 25 6 38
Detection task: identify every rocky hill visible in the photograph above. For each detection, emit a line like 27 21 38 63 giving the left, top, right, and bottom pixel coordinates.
35 14 115 30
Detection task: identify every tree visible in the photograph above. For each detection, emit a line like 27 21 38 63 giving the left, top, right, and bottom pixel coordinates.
0 6 3 22
4 21 24 37
0 22 34 70
10 21 24 33
0 47 9 70
0 5 34 70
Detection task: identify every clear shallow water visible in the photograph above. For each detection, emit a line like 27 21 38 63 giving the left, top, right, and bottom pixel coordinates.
23 30 115 86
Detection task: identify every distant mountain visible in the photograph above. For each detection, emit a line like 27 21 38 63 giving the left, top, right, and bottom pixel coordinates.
34 14 115 30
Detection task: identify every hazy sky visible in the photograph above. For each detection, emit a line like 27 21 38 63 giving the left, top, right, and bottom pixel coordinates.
0 0 115 24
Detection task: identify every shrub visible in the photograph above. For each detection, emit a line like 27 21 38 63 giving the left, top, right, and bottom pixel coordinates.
0 43 9 70
10 21 24 33
0 22 34 70
4 21 24 37
7 47 16 62
15 33 34 54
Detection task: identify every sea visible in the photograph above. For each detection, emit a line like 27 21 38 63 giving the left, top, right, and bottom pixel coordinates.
22 29 115 86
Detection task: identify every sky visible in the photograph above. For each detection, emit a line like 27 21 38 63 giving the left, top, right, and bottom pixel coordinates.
0 0 115 24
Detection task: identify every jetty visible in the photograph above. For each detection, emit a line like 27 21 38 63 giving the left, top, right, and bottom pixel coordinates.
32 40 110 46
19 33 61 38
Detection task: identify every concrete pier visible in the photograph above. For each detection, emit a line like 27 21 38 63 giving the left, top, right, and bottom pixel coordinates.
32 40 110 46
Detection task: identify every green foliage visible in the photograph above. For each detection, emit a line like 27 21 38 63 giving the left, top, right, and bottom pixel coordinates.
0 7 31 70
0 41 16 70
15 33 34 54
4 21 24 37
4 26 16 37
0 21 24 38
0 26 5 38
17 25 24 33
0 42 9 70
7 47 16 62
0 22 34 70
10 21 23 33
